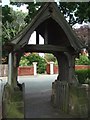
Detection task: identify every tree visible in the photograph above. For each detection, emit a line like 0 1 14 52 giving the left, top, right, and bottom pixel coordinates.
44 53 57 63
2 2 90 63
13 2 90 26
58 2 90 26
74 25 89 46
2 5 27 63
2 5 27 45
3 2 90 44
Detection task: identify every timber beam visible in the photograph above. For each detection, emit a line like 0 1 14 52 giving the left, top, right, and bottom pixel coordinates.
23 45 68 53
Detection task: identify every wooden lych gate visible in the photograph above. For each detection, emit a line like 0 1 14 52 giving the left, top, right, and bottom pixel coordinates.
3 2 88 118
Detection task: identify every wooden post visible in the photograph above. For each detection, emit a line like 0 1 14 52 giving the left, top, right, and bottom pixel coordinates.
36 31 39 44
51 52 70 113
57 53 69 81
8 52 13 85
8 52 17 87
13 53 18 87
44 23 48 44
64 53 76 83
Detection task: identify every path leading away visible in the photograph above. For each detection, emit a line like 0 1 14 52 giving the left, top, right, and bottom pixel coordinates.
18 75 70 118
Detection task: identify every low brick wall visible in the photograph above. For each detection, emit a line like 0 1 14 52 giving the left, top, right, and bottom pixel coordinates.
18 66 34 76
0 65 90 77
46 64 58 74
75 65 90 70
54 65 58 74
46 65 90 74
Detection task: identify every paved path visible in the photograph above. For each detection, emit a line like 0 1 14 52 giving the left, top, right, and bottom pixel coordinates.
0 75 71 118
18 75 70 118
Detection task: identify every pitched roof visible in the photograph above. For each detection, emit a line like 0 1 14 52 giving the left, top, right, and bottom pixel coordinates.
10 2 86 52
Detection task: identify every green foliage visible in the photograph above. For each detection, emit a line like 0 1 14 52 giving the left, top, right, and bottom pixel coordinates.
75 69 90 84
69 85 88 116
2 5 27 59
13 2 90 25
75 54 90 65
2 5 27 45
44 53 57 63
19 53 46 74
59 2 90 26
19 56 29 66
24 2 43 24
2 5 14 24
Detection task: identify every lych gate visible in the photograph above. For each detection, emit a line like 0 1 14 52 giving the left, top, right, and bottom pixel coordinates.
3 2 87 118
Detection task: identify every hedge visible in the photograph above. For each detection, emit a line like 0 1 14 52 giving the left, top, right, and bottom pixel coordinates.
75 69 90 84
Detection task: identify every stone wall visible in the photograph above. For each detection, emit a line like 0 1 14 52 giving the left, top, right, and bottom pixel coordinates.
0 64 8 77
18 66 34 76
51 80 89 117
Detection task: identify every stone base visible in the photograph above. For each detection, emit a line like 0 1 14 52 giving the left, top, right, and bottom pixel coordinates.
51 80 89 117
2 83 25 119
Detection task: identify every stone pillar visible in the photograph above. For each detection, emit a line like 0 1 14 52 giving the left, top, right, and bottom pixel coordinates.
50 61 54 75
33 62 37 75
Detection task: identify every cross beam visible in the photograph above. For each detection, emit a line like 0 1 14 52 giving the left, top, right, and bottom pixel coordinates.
23 45 68 53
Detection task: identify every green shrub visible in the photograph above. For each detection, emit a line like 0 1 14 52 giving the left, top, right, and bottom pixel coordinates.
75 69 90 84
19 56 29 66
19 53 46 74
75 54 90 65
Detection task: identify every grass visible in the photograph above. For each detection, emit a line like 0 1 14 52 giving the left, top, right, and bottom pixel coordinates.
2 83 24 118
6 102 24 118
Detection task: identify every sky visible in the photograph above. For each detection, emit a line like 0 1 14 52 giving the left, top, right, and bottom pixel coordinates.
2 0 10 6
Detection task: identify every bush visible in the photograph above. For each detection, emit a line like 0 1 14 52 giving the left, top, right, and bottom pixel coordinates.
19 56 29 66
75 69 90 84
19 53 47 74
75 54 90 65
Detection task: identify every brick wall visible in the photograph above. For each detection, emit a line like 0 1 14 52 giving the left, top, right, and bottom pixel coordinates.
18 66 34 76
46 64 90 74
46 64 58 74
75 65 90 70
0 64 90 77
